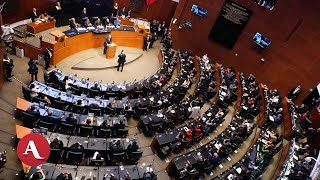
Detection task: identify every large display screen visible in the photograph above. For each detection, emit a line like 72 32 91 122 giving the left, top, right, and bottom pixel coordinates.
209 0 252 49
253 32 271 48
191 4 207 17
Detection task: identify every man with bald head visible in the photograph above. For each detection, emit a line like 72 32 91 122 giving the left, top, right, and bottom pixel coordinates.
32 8 38 22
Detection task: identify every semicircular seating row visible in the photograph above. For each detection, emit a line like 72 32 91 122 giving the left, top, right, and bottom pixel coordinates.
17 49 186 179
164 56 286 179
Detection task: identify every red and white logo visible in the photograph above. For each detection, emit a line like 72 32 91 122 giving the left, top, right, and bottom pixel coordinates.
17 134 50 166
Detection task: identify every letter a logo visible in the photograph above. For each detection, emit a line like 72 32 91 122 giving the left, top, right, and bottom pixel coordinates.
17 134 50 166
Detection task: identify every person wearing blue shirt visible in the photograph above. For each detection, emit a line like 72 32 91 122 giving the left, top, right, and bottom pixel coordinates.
114 17 121 26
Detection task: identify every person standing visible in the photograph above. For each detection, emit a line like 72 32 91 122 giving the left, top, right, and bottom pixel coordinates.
117 50 126 72
2 54 14 82
104 34 112 54
28 58 38 82
44 48 52 70
80 8 87 19
55 2 63 27
31 8 38 22
112 3 118 17
143 35 151 51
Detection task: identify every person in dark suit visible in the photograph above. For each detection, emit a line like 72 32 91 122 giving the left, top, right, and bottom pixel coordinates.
50 138 63 149
149 32 156 49
120 7 126 17
44 111 56 124
56 172 72 180
44 48 52 70
117 50 126 72
65 113 77 124
143 35 151 51
26 105 40 117
31 8 38 22
127 140 139 154
80 8 87 19
3 54 14 82
70 142 84 152
94 18 102 27
28 58 38 82
110 140 123 153
69 18 79 29
104 34 112 54
112 3 118 16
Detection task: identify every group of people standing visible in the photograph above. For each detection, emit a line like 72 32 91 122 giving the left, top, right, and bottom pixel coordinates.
143 20 169 51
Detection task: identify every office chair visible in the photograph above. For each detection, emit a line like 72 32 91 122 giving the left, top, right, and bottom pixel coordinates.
65 151 85 165
104 106 115 116
88 89 100 98
89 107 102 116
47 148 63 163
52 99 68 111
21 112 37 127
108 152 125 164
60 122 75 135
184 170 199 180
70 86 81 96
57 80 66 91
78 126 94 137
126 151 143 164
71 104 85 114
36 120 56 132
22 86 31 101
115 128 128 138
97 128 112 138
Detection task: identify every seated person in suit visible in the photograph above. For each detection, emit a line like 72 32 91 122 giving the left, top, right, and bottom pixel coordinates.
105 17 112 26
94 18 102 27
208 152 220 167
89 101 99 108
29 169 45 180
44 111 57 124
82 118 93 126
26 105 40 116
91 83 100 91
84 17 92 27
75 99 85 107
50 138 63 149
69 142 84 152
100 120 111 129
65 113 77 124
127 140 139 154
114 119 125 130
29 83 40 98
110 140 123 153
69 18 79 29
48 70 59 83
56 172 72 180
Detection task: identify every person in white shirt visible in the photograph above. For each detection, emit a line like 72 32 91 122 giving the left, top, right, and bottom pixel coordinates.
29 83 40 98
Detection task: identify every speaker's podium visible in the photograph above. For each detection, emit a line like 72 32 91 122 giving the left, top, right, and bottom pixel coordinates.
106 43 117 59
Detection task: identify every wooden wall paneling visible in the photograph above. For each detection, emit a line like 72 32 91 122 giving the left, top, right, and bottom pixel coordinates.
171 0 320 104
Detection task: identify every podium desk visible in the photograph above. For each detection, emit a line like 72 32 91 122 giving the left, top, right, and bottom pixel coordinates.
106 43 117 59
27 20 56 34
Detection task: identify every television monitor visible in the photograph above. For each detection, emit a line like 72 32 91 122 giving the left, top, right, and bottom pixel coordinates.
191 4 207 17
253 32 271 48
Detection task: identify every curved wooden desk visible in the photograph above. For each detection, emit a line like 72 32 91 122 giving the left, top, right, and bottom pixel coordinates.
42 29 147 65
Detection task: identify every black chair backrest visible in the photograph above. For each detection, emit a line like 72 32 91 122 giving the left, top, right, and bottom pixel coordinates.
112 152 125 161
89 108 101 116
116 128 128 138
67 151 83 159
38 120 54 131
22 86 31 100
130 151 143 160
98 128 111 138
80 126 93 137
